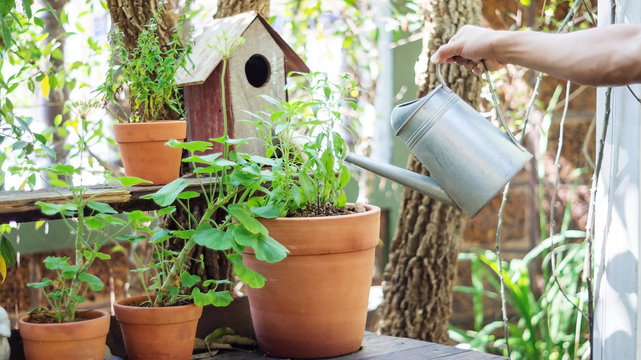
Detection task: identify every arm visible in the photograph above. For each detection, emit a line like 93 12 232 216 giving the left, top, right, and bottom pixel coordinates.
430 24 641 87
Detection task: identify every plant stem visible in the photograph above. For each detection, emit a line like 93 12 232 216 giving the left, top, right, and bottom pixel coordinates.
155 190 236 306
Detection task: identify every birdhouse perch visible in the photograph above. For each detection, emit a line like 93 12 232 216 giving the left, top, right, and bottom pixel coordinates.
175 11 309 155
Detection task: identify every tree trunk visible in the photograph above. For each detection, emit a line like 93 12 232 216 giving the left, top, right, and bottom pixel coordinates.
214 0 269 19
106 0 180 53
378 0 482 344
42 0 69 163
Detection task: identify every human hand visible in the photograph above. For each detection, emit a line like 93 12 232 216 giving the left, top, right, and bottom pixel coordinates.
430 25 505 75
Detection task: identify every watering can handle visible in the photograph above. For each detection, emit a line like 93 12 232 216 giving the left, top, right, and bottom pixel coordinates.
434 63 526 152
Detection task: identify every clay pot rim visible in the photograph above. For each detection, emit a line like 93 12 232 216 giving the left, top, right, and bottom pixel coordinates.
18 309 109 327
113 120 187 143
259 204 380 223
113 119 185 125
114 295 202 311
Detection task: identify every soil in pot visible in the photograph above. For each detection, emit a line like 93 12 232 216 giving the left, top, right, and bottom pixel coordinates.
244 204 381 358
113 296 203 360
18 309 110 360
113 120 186 185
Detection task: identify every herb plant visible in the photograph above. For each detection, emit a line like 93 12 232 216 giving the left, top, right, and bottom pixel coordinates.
99 5 190 123
26 103 151 323
245 72 359 216
125 35 289 307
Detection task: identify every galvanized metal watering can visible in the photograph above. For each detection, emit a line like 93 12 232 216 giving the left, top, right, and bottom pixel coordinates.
345 64 532 218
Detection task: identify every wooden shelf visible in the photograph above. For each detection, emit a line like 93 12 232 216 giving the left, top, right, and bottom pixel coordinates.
0 177 210 223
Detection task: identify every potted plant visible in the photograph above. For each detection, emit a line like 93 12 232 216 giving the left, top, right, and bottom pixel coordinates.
99 5 190 185
242 72 381 358
112 36 289 360
17 102 151 360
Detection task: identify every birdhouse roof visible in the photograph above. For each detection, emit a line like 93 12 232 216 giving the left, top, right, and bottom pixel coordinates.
175 11 309 86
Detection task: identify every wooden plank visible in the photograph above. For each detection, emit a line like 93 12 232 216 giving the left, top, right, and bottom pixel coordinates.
0 177 212 223
191 332 506 360
174 12 255 86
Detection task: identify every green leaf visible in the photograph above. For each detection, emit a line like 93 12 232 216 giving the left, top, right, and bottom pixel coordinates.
248 155 276 167
22 0 32 19
0 236 16 266
233 227 288 263
0 1 14 19
49 164 75 176
43 256 71 271
119 234 146 243
168 285 180 297
299 172 316 203
226 254 265 289
157 206 176 217
169 140 211 153
193 225 233 251
227 204 267 235
177 191 200 200
27 278 53 289
0 18 11 51
254 233 288 263
94 252 111 260
191 288 234 307
180 271 200 288
232 225 259 248
151 229 172 243
202 279 234 288
88 201 117 214
78 272 103 291
141 178 189 207
250 206 280 219
116 176 152 187
40 144 56 160
291 185 301 206
128 210 153 224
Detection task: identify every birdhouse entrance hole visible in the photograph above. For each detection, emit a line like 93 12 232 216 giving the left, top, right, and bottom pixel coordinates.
245 54 270 88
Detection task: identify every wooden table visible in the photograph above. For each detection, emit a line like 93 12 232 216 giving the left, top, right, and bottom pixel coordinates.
192 331 506 360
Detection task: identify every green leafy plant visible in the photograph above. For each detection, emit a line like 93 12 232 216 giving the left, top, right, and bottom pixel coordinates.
450 192 589 359
99 5 190 123
26 103 151 323
122 35 288 308
245 72 359 216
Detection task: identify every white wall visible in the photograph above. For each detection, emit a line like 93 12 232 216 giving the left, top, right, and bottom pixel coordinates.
594 1 641 359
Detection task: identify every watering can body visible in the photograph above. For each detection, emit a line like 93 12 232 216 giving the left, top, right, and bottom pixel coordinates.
346 65 532 218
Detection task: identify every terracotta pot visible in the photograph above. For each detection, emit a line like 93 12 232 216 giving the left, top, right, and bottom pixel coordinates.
113 296 203 360
243 205 381 358
113 120 186 185
18 310 110 360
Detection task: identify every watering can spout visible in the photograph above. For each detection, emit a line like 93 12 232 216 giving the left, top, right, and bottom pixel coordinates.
344 153 456 208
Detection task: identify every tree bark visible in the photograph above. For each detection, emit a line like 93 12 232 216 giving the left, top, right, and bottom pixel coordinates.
378 0 482 344
42 0 69 162
214 0 269 19
106 0 180 53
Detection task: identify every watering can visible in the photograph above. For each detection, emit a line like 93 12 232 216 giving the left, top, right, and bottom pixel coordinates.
345 64 532 218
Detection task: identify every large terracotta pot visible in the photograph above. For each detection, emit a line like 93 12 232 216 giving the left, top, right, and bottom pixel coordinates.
113 120 186 185
18 310 110 360
113 296 202 360
243 205 381 358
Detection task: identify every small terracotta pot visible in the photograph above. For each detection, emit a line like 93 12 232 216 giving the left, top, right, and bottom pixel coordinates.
243 205 381 358
113 296 203 360
18 310 110 360
113 120 186 185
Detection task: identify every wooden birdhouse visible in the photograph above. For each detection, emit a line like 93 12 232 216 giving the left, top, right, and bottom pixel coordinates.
175 11 309 155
